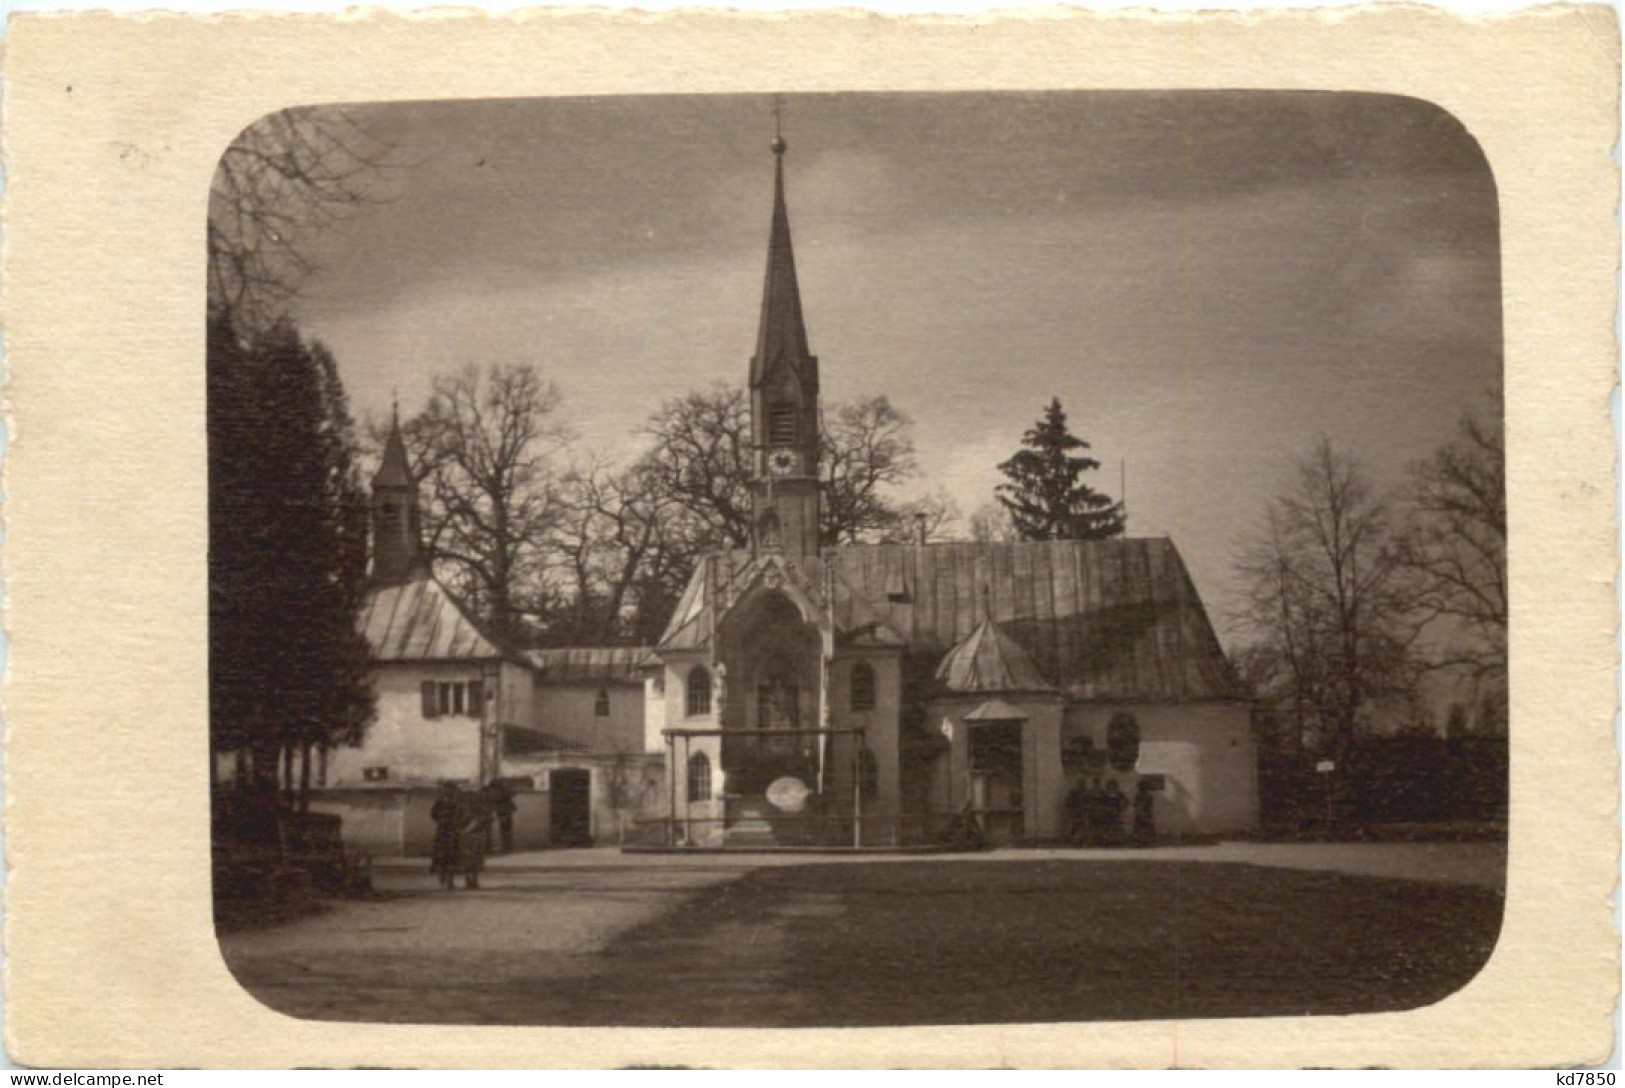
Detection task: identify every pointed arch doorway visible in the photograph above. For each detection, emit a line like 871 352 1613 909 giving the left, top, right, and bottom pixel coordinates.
716 586 827 845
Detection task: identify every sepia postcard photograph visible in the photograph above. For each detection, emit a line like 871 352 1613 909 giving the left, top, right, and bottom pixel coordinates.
2 7 1617 1070
208 90 1509 1028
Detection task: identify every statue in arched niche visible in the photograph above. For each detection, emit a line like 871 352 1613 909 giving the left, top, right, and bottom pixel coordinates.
757 507 784 552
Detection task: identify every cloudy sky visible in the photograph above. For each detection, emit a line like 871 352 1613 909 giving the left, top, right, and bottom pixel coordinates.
285 91 1502 642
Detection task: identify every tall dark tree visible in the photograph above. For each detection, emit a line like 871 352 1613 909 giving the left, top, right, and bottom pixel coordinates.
207 104 390 806
995 398 1125 541
209 315 376 803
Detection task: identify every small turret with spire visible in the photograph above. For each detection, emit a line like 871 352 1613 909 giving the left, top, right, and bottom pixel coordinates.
749 97 822 560
371 399 427 584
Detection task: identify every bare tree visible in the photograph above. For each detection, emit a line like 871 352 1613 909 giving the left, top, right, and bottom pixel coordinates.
819 395 920 545
1232 437 1418 757
638 383 927 550
1395 409 1507 681
551 457 673 645
407 364 570 645
208 106 398 333
637 384 756 550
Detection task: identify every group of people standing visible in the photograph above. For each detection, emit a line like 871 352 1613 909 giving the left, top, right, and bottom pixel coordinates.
430 781 517 890
1066 776 1156 847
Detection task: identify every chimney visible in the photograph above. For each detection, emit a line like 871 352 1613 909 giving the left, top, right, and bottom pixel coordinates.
914 510 929 546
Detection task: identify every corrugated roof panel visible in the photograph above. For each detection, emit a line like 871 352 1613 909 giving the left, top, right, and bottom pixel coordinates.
650 538 1243 702
527 647 654 683
361 577 502 662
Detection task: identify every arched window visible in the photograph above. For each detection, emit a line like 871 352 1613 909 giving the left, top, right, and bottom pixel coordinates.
594 688 610 717
769 402 797 446
1107 712 1141 772
850 662 876 711
858 748 879 798
685 666 712 717
688 752 712 802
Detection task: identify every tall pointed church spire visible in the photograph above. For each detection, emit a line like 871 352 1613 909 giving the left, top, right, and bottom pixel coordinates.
374 399 412 489
751 126 813 385
747 105 822 560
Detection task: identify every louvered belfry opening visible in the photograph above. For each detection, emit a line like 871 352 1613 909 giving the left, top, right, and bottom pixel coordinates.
769 402 797 446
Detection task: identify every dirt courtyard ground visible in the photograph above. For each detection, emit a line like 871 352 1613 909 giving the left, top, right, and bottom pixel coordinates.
217 842 1506 1027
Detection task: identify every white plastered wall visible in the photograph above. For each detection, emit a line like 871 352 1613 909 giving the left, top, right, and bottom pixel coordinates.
1062 702 1258 835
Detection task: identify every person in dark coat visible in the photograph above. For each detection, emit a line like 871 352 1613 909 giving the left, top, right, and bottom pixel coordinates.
429 783 462 889
458 789 493 889
1065 778 1090 846
1101 780 1128 846
487 782 517 855
1081 778 1105 846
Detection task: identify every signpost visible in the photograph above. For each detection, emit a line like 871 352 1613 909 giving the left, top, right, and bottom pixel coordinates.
1315 759 1336 828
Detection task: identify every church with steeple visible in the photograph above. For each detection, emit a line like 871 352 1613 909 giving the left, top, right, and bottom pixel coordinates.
298 114 1257 854
748 128 823 562
649 129 1259 846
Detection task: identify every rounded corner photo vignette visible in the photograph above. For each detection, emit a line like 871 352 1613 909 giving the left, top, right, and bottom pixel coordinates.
206 88 1509 1032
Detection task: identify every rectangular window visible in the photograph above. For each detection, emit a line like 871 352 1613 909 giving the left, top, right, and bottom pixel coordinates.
686 666 712 717
427 681 476 719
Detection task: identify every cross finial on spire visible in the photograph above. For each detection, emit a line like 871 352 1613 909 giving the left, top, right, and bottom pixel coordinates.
391 388 400 426
771 93 787 155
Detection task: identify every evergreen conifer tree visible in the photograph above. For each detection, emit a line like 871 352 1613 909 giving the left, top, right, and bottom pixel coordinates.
994 397 1125 541
209 315 376 803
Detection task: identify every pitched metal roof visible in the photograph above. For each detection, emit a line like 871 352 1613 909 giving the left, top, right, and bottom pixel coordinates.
525 647 656 684
360 576 504 662
836 539 1245 702
658 538 1245 703
935 619 1057 695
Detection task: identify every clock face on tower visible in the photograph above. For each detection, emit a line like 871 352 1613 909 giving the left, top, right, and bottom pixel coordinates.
768 448 798 477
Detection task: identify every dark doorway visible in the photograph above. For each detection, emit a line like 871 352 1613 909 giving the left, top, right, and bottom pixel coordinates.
969 721 1025 845
549 768 592 847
